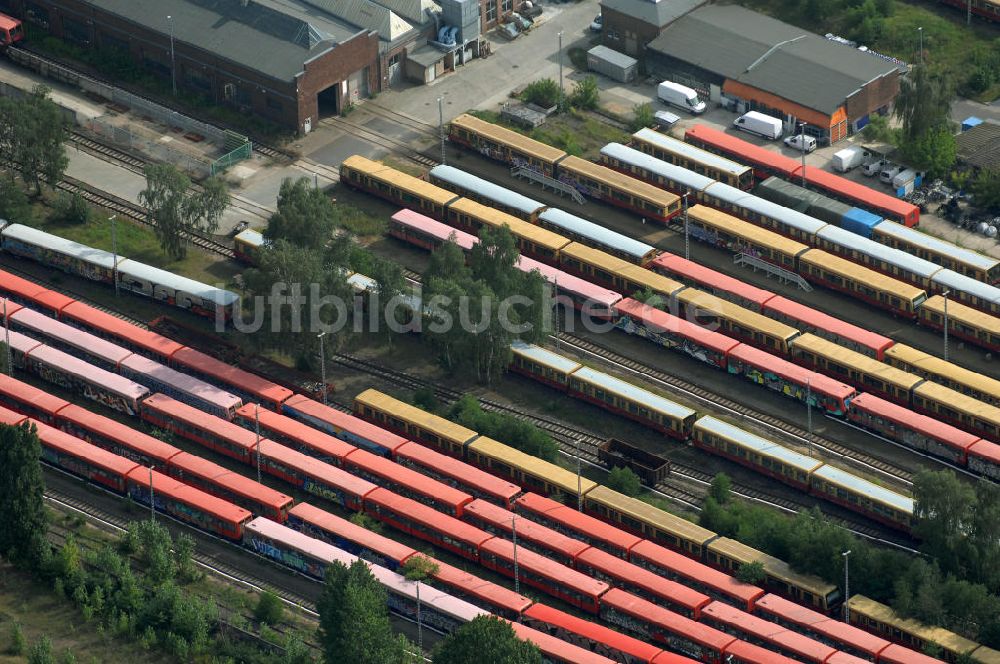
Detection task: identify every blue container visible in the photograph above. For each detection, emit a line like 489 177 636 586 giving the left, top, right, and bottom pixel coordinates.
962 116 983 132
841 207 882 238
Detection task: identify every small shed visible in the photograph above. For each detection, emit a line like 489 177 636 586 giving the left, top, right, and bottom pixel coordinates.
963 116 984 132
587 45 638 83
405 46 450 84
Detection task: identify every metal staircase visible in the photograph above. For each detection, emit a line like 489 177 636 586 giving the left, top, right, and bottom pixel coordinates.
733 252 812 292
510 167 585 205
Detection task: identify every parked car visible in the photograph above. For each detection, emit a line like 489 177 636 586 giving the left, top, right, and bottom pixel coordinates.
862 158 886 177
590 14 602 31
831 146 871 172
657 81 706 114
879 163 902 184
784 134 817 153
733 111 782 140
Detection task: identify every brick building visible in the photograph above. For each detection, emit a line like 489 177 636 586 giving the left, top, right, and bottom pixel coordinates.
599 0 705 57
645 5 902 144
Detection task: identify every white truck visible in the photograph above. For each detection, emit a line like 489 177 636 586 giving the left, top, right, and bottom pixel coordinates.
831 146 871 172
657 81 706 114
732 111 782 140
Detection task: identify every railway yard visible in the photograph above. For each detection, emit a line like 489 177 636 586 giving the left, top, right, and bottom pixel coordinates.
3 11 1000 664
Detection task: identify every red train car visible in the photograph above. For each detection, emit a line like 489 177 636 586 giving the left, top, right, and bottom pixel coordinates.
460 498 590 567
0 373 69 424
363 487 492 560
612 297 740 370
429 557 534 620
514 492 642 559
393 442 522 509
628 539 764 613
286 501 416 571
140 393 259 464
479 537 609 614
752 593 890 661
259 442 375 511
58 403 182 468
34 419 140 493
234 403 355 465
508 621 621 664
342 448 473 517
878 643 947 664
169 347 292 411
125 467 252 540
576 546 711 619
968 439 1000 482
650 253 776 312
761 296 894 360
0 13 24 47
167 451 293 523
281 394 408 457
798 165 919 227
600 588 738 663
0 270 74 316
523 602 679 663
684 125 799 181
726 344 856 416
58 301 184 360
723 640 801 664
701 601 838 664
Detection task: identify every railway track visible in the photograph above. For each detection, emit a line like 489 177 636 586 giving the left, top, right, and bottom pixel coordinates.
321 115 438 169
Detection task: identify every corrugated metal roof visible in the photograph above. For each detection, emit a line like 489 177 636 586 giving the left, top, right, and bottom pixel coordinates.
602 142 717 191
429 165 544 216
956 119 1000 170
307 0 414 41
538 207 654 262
571 365 696 420
812 465 913 514
599 0 705 28
647 4 898 115
931 269 1000 305
696 416 823 473
817 226 943 280
510 341 582 374
876 222 999 272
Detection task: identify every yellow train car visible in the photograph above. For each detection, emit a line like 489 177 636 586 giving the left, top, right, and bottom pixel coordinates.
555 155 682 223
509 340 583 389
465 436 598 498
445 197 570 261
685 205 809 270
583 485 718 558
918 295 1000 355
629 128 754 190
558 242 640 291
677 289 800 354
353 388 477 457
340 155 458 218
615 263 687 302
911 381 1000 443
706 537 840 613
448 113 567 176
798 249 927 319
789 333 923 403
885 343 1000 408
847 595 982 663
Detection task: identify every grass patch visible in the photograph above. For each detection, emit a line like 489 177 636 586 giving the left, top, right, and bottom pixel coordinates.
472 108 629 160
382 156 426 178
333 203 388 237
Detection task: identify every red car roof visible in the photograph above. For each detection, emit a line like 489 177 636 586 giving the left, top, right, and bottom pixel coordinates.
524 603 665 661
685 125 800 176
429 556 533 615
762 296 893 358
850 393 980 452
260 442 379 498
601 588 737 651
515 492 643 552
613 297 741 355
128 467 252 523
0 404 28 425
171 347 293 405
59 301 183 359
169 451 292 509
143 394 257 449
35 420 140 477
728 344 856 400
483 537 609 597
365 487 492 548
0 299 23 317
283 394 408 453
395 443 522 504
969 439 1000 465
651 253 775 308
577 547 709 613
0 373 71 416
878 643 945 664
508 621 619 664
237 404 356 461
722 640 801 664
798 166 918 223
630 540 764 605
58 404 182 465
288 502 416 564
703 601 836 662
344 448 472 512
461 499 590 559
0 272 74 315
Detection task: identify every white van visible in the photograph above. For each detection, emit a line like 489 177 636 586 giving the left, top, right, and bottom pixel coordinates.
732 111 782 140
879 164 902 184
657 81 706 114
832 146 871 172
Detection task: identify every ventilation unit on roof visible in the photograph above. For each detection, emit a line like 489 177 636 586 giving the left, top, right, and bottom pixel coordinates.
440 0 479 44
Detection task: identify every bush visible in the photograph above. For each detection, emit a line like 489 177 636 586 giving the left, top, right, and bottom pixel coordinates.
53 192 91 224
521 79 561 109
630 103 655 132
253 591 285 626
0 179 32 224
7 622 26 655
709 473 731 504
27 636 53 664
569 76 600 110
61 648 76 664
735 561 766 585
412 388 439 414
606 467 641 497
349 512 383 534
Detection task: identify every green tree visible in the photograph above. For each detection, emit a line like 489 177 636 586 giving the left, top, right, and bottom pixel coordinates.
709 473 731 505
27 636 53 664
139 164 228 259
735 560 766 585
349 511 384 534
569 76 600 110
317 560 410 664
901 125 956 179
914 470 977 578
606 466 641 497
520 79 560 109
631 102 655 132
266 177 339 249
402 555 440 653
0 178 32 223
469 226 520 301
861 113 896 143
894 65 954 144
0 422 49 569
971 169 1000 212
1 86 69 195
969 480 1000 591
433 615 541 664
254 591 285 626
515 268 551 345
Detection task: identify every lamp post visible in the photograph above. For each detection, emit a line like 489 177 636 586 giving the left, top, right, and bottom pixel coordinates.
512 514 520 595
149 465 156 522
943 290 950 362
167 15 176 97
3 298 12 376
799 122 807 188
416 581 423 652
255 403 262 484
805 376 812 434
968 0 973 25
110 214 119 298
558 31 564 110
317 332 327 406
438 96 446 165
918 27 924 64
576 438 583 511
842 550 852 622
682 192 691 260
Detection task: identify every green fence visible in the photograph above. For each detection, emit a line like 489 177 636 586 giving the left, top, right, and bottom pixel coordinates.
211 139 252 176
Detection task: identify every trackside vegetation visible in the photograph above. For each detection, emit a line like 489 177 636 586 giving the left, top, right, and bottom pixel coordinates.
432 615 541 664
